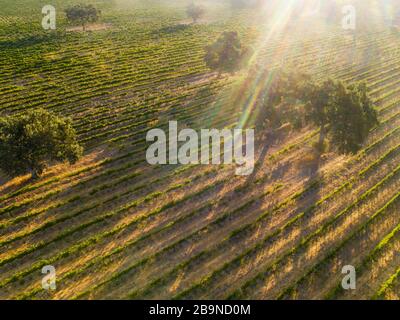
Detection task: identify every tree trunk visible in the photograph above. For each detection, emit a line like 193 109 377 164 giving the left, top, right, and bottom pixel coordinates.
31 166 43 180
31 169 40 180
318 124 326 147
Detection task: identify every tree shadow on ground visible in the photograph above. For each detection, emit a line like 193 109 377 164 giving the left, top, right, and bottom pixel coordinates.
241 123 324 236
0 172 32 197
244 121 289 185
290 147 324 215
0 33 61 50
153 24 190 35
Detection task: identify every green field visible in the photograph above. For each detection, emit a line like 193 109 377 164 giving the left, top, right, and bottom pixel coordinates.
0 0 400 300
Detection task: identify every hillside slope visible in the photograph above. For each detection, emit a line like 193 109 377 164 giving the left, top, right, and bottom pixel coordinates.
0 0 399 299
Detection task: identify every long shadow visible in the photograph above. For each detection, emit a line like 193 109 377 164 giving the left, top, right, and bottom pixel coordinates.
0 33 61 50
240 124 324 233
291 149 323 215
243 115 293 185
153 24 190 36
178 79 221 130
243 127 276 185
0 172 33 197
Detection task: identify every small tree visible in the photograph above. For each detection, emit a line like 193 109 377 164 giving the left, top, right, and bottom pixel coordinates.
204 31 249 76
329 82 378 153
65 4 100 31
257 69 311 129
186 2 205 24
306 79 378 153
257 69 378 154
0 109 83 179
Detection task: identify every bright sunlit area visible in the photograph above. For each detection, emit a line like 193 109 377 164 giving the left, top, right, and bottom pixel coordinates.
0 0 400 313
